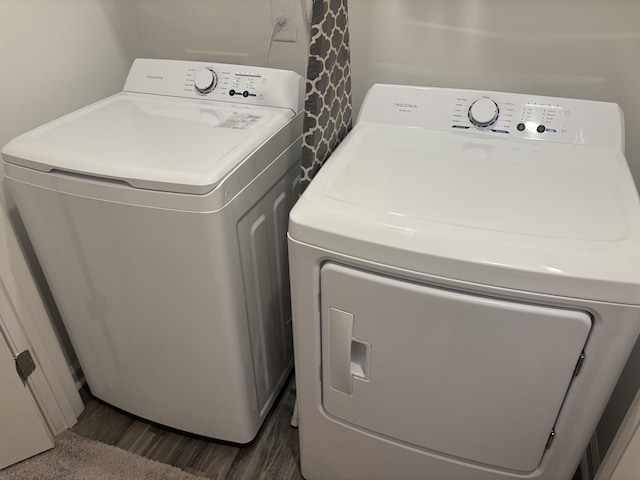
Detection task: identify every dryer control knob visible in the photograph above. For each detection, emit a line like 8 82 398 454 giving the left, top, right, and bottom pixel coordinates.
194 69 217 94
468 98 499 127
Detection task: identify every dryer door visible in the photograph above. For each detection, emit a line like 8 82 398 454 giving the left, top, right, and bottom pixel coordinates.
320 263 591 473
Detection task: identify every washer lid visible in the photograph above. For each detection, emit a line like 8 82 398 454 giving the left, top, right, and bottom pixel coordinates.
289 123 640 303
2 92 293 194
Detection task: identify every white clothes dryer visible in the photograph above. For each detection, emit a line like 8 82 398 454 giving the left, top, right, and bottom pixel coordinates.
2 59 303 443
288 85 640 479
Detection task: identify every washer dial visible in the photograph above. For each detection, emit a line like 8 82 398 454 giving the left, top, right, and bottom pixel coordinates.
468 98 499 127
194 68 218 94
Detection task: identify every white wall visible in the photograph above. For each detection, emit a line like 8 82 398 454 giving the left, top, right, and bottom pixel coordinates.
128 0 311 75
0 0 136 149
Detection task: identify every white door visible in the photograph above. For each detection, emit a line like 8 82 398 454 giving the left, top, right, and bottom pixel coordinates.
0 311 54 469
321 263 591 473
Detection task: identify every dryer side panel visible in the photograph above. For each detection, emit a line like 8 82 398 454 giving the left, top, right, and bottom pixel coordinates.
320 263 591 473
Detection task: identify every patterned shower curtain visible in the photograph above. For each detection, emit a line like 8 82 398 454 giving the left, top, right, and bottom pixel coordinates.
300 0 353 193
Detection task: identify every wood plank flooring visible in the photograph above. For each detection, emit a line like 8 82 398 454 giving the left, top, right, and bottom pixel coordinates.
71 376 303 480
69 377 583 480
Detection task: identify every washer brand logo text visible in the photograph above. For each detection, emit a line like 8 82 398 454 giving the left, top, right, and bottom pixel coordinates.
146 75 164 80
394 102 418 109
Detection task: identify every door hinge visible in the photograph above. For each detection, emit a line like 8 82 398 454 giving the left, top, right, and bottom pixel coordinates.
573 352 586 377
15 349 36 382
545 429 556 450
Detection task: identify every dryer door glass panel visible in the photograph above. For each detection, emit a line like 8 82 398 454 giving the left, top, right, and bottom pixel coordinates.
320 263 591 473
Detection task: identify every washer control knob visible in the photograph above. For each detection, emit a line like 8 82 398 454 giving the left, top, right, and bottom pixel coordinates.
194 69 217 94
468 98 499 127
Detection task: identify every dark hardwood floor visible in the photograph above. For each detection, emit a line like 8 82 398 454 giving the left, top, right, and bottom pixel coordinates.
70 376 303 480
69 377 584 480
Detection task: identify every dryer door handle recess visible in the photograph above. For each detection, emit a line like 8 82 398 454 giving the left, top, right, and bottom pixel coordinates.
328 307 370 395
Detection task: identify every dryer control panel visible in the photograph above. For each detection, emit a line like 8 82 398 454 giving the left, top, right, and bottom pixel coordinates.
359 85 624 149
123 58 304 113
452 94 576 138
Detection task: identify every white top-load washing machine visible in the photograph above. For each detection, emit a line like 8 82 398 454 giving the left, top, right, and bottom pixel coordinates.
288 85 640 479
2 59 304 443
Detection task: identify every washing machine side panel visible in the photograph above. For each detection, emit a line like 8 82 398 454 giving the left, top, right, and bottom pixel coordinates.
319 263 591 472
237 168 297 414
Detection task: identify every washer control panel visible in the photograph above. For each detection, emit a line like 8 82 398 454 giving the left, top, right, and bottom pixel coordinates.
123 58 304 113
360 85 623 148
189 67 269 100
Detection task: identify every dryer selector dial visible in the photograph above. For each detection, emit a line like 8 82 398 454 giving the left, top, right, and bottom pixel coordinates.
194 68 218 94
468 98 499 127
